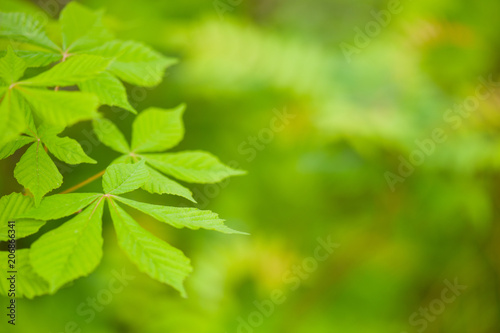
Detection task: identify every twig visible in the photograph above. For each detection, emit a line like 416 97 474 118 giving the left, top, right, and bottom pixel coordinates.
60 170 105 194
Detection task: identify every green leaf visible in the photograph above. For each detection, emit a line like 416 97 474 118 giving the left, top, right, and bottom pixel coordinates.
0 50 62 68
102 160 149 194
142 165 195 202
110 154 133 165
12 51 62 67
60 2 113 52
21 193 102 221
30 200 105 292
19 92 38 137
87 40 177 86
14 142 63 206
40 131 96 165
33 123 63 137
92 117 130 154
0 89 28 148
114 196 244 234
21 55 111 87
1 219 45 241
0 135 34 160
17 88 98 127
0 46 27 84
0 193 45 242
108 200 192 297
0 249 50 299
79 72 136 113
132 105 184 153
143 151 246 183
0 12 60 51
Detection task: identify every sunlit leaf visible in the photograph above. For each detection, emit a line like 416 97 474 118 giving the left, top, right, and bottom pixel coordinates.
0 193 45 242
0 46 27 84
60 2 113 52
20 55 111 87
131 105 184 153
21 193 102 221
30 200 105 292
87 40 176 86
14 142 63 206
0 12 59 51
93 117 130 154
102 160 149 194
142 165 195 202
79 72 136 113
9 51 62 67
109 200 192 297
17 88 98 127
0 89 28 148
143 151 245 183
0 135 34 160
0 249 50 299
40 128 96 164
115 195 245 234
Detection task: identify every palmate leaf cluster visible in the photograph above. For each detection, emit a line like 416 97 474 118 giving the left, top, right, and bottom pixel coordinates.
0 2 245 297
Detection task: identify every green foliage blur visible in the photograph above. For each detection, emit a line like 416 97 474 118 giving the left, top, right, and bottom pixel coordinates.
1 0 500 332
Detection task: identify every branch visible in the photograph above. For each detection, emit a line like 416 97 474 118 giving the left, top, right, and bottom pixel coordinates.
60 170 105 194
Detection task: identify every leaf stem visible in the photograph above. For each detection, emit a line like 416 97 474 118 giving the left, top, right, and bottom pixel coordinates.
60 170 105 194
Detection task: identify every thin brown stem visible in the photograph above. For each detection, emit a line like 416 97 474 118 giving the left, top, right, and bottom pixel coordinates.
60 170 105 194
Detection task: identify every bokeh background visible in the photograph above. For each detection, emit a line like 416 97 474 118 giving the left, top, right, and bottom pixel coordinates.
1 0 500 332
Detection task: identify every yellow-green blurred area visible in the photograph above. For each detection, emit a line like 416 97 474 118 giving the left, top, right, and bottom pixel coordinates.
1 0 500 332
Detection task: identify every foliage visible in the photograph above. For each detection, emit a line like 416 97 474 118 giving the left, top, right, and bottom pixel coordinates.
0 2 244 297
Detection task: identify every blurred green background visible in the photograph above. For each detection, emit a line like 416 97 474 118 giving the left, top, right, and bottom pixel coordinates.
1 0 500 332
